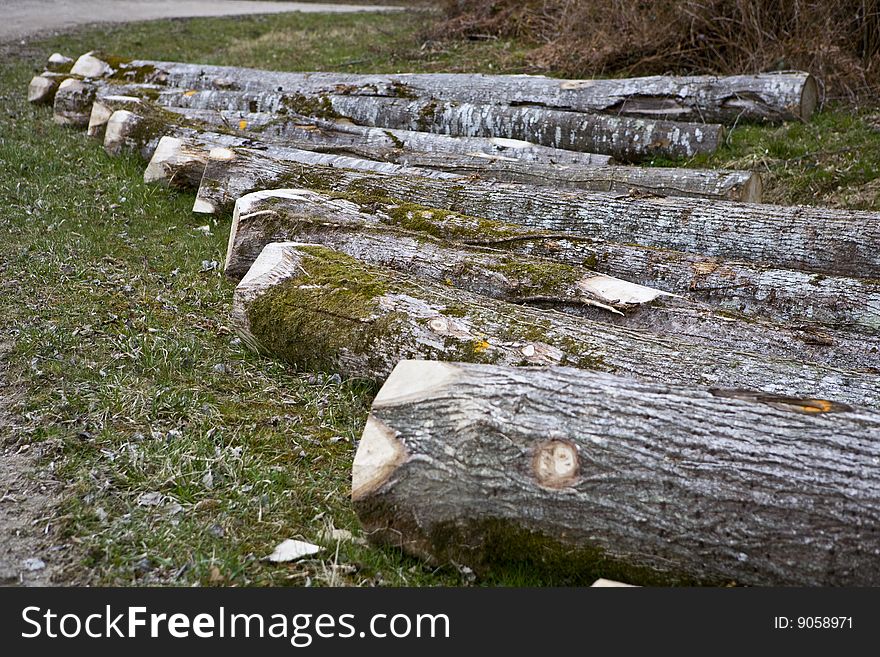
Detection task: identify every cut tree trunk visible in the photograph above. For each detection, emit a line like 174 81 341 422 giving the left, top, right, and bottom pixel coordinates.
27 72 72 105
80 53 819 123
380 203 880 334
161 87 724 161
83 91 617 166
352 360 880 586
318 94 722 161
46 53 74 73
147 128 756 199
102 107 258 158
232 242 880 406
225 189 880 369
52 78 96 126
196 148 880 278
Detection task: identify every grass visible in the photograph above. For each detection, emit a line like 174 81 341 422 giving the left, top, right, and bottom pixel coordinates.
1 9 878 587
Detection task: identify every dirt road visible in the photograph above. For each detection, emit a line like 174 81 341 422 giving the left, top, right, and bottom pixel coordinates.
1 1 403 42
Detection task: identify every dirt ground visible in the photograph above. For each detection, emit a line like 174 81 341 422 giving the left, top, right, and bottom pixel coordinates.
0 0 407 591
0 341 69 586
1 1 403 43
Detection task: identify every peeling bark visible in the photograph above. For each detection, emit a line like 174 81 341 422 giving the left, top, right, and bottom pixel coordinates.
353 360 880 586
84 53 819 123
408 208 880 334
196 149 880 278
161 87 723 161
144 125 754 199
232 242 880 405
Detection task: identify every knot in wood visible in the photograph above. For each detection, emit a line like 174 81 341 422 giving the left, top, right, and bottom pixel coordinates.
533 440 579 489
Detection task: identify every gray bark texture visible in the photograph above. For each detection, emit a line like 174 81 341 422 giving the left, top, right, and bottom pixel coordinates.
196 148 880 278
94 101 628 176
226 189 880 333
231 242 880 406
156 87 724 161
416 209 880 335
352 360 880 586
87 53 818 123
226 190 880 369
144 124 754 199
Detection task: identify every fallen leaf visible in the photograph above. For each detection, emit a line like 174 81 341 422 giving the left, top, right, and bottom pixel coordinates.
23 558 46 571
266 539 321 563
137 492 163 506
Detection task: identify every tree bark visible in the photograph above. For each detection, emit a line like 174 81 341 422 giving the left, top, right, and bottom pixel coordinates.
102 106 257 159
163 87 724 161
146 126 755 199
398 206 880 334
353 360 880 586
231 242 880 406
82 89 618 166
226 189 880 369
196 148 880 278
85 53 818 123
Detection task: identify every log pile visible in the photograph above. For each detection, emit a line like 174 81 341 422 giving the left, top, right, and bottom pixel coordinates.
31 50 880 586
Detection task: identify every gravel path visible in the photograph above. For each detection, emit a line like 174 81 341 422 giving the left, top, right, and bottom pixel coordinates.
1 1 404 42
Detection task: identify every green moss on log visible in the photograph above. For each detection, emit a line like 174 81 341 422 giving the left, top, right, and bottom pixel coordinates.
424 518 703 586
245 247 392 373
281 93 342 120
243 246 617 379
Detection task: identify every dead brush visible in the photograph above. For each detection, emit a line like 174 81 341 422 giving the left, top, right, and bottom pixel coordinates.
438 0 880 103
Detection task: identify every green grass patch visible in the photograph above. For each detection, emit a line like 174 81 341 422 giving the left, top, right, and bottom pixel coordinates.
1 9 878 586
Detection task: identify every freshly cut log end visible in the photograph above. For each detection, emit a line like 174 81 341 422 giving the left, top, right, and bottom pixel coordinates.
104 109 140 155
591 579 637 587
144 135 209 189
53 78 96 127
353 360 880 586
70 51 114 78
87 95 142 138
28 75 59 104
47 53 74 73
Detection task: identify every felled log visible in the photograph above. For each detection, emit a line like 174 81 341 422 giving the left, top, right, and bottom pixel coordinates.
232 242 880 406
353 360 880 586
93 100 610 165
102 106 257 158
79 52 818 123
196 149 880 278
150 128 756 200
83 84 616 167
52 78 97 127
27 72 72 104
162 87 723 160
143 135 248 189
46 53 74 73
368 201 880 334
226 189 879 369
87 95 142 138
315 94 723 161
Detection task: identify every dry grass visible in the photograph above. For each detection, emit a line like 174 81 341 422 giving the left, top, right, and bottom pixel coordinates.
439 1 880 103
